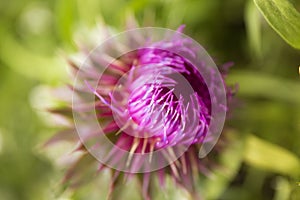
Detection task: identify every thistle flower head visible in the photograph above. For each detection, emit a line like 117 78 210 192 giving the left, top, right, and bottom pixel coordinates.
48 25 235 199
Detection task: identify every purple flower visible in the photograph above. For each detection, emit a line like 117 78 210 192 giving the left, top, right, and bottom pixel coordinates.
47 25 235 200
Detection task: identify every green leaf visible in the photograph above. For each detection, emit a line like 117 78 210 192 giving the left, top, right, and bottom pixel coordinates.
253 0 300 49
244 134 300 177
54 0 77 47
245 0 262 59
227 70 300 104
0 32 67 84
202 131 245 199
76 0 101 26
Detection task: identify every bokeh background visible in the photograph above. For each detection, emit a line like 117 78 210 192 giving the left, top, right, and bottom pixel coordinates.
0 0 299 199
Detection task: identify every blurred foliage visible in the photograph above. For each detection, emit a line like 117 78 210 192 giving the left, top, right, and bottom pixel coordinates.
0 0 299 200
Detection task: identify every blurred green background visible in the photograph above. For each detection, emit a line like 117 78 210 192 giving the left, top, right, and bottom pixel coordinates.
0 0 299 199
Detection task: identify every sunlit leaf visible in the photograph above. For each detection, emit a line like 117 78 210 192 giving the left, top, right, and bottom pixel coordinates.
274 177 292 200
0 32 67 84
244 134 300 176
253 0 300 49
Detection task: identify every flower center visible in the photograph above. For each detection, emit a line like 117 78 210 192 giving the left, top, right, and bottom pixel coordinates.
93 48 211 149
110 64 182 143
